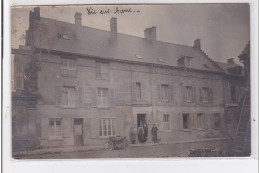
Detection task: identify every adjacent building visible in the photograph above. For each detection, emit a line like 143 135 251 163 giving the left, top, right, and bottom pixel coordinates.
12 8 247 149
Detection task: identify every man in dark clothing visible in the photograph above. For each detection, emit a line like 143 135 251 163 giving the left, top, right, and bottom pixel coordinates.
151 124 158 143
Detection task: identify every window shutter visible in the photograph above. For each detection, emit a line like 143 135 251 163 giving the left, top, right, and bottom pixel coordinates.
169 85 174 102
41 118 49 139
203 114 209 129
91 87 96 107
199 87 202 102
182 86 185 102
141 83 146 100
56 86 62 106
109 88 115 107
209 88 213 102
157 84 161 101
77 87 83 107
132 83 136 101
192 87 196 102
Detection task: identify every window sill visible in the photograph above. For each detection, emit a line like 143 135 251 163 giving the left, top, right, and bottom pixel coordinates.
96 106 110 109
197 128 205 131
162 130 172 132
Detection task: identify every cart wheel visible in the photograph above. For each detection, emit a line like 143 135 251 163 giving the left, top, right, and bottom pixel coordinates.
104 141 113 151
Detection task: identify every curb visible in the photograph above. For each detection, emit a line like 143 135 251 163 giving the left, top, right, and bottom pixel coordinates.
13 137 232 157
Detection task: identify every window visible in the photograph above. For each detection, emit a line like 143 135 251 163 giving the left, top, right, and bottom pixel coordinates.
163 114 170 130
214 113 221 129
15 63 23 89
202 87 210 102
97 88 109 107
177 56 192 67
49 119 62 138
184 86 192 102
185 57 191 67
96 62 109 79
183 113 190 129
136 82 141 100
99 119 115 137
161 84 169 101
57 86 76 107
197 113 203 129
61 57 77 77
231 86 236 102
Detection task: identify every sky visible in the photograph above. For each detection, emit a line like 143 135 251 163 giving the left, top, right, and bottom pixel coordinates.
11 4 250 63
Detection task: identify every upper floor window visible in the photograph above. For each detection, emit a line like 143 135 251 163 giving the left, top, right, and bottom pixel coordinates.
202 87 209 102
49 119 62 138
97 88 109 107
56 86 76 107
184 86 192 102
136 82 142 100
14 63 24 89
96 62 109 79
161 84 169 101
162 114 170 131
61 57 77 77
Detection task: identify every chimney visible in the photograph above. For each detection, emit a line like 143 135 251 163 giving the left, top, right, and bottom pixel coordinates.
227 58 234 64
144 26 157 44
74 12 82 26
33 7 40 20
144 28 151 40
30 7 40 21
110 17 117 40
193 39 201 49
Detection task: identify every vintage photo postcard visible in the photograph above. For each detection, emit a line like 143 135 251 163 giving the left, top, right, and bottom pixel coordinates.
11 4 251 159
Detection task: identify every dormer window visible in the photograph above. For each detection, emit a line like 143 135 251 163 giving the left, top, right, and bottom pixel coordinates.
177 56 192 67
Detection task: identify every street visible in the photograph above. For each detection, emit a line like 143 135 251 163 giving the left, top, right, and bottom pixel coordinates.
15 140 231 159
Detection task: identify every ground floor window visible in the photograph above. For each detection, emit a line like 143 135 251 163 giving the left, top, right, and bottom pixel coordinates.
162 114 170 130
214 113 221 129
99 119 115 137
183 113 190 129
197 113 203 129
49 119 62 138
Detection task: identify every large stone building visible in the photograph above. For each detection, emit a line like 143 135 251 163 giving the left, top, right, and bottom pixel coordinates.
12 8 247 149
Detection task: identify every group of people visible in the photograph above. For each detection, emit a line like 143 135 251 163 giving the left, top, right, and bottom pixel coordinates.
130 123 159 144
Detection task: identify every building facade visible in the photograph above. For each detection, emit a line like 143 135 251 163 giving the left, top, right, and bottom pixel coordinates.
12 8 246 149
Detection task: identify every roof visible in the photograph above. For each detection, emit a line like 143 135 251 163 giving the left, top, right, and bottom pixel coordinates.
215 61 243 76
29 16 223 73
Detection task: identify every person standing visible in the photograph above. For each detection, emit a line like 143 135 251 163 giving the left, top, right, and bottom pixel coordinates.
130 127 136 144
143 123 148 142
151 124 158 143
138 126 145 143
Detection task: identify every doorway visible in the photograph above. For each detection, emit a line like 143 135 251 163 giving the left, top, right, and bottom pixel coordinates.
137 114 146 127
74 118 83 146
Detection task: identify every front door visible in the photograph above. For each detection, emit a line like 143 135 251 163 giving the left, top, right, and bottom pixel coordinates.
137 114 146 127
74 119 83 146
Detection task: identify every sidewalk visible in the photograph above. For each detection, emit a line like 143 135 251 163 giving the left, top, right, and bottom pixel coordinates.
13 137 232 157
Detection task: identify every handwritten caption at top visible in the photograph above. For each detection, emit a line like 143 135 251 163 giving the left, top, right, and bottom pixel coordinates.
86 7 141 15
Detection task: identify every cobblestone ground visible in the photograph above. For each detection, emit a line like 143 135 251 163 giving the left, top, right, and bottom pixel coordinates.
16 140 232 159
